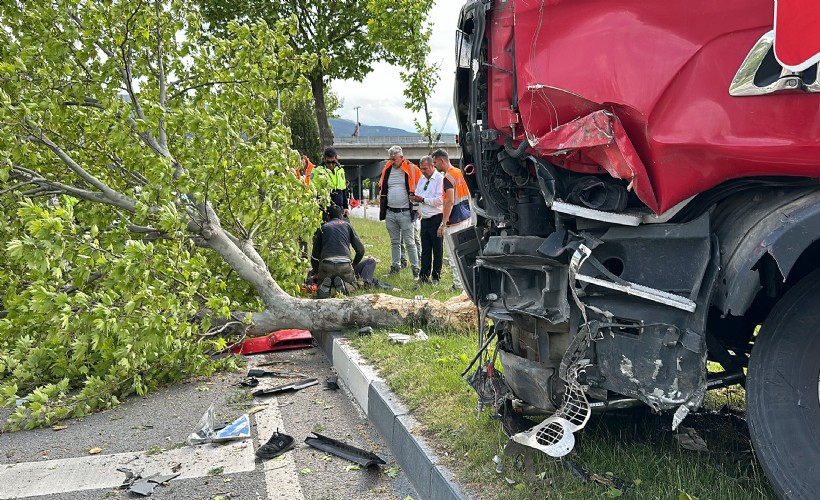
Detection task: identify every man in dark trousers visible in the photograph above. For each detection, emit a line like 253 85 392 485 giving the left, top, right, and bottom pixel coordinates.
409 155 444 284
311 205 364 298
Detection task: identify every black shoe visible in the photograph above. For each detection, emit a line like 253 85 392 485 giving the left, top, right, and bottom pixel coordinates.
412 268 420 280
332 276 347 295
431 279 440 285
317 277 332 299
256 429 295 459
387 266 401 276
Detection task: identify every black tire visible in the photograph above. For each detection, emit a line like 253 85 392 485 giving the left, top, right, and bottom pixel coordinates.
748 268 820 499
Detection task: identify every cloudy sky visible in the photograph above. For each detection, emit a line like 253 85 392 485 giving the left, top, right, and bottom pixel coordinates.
331 1 464 134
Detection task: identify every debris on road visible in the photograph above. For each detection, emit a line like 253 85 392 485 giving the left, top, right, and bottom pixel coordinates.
252 378 318 397
325 375 339 390
229 329 314 355
256 429 295 460
118 467 180 496
188 405 251 445
304 432 386 468
247 368 306 378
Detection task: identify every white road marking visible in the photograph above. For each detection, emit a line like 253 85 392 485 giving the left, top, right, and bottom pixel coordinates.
0 440 255 499
254 398 305 499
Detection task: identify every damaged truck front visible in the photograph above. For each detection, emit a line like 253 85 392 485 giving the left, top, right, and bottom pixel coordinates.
452 0 820 497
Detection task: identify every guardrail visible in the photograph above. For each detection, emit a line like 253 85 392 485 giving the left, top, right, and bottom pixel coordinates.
333 134 458 145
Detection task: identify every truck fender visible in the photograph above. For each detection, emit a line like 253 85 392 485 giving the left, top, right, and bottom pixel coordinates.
713 188 820 316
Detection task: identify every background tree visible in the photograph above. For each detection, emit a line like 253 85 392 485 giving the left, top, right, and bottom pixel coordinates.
0 0 469 430
368 0 438 149
282 91 322 162
197 0 435 147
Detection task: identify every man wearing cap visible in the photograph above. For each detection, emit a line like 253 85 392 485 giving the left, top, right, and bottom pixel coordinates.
378 145 422 278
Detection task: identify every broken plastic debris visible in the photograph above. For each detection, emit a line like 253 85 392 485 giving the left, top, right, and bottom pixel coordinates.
304 432 386 468
187 405 251 445
387 333 412 344
229 329 314 355
118 468 181 496
387 330 428 344
326 375 339 390
358 326 373 336
252 378 318 397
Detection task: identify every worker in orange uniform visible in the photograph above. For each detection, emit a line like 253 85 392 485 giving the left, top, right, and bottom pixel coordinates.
434 148 472 291
295 154 314 186
378 145 422 278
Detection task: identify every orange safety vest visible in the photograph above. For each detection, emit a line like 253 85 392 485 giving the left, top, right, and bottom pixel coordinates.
378 159 421 192
442 166 470 205
295 160 315 186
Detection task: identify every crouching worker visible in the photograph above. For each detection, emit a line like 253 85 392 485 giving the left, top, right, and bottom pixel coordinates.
311 205 365 298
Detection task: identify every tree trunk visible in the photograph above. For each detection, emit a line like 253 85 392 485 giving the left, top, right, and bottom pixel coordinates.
310 72 334 148
243 292 477 335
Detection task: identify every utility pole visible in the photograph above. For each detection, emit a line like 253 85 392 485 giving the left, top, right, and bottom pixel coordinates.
354 106 361 137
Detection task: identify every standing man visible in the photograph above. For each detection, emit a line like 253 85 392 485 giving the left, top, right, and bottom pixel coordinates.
311 205 365 298
312 147 348 220
378 145 421 278
434 149 472 290
295 154 314 186
409 156 443 284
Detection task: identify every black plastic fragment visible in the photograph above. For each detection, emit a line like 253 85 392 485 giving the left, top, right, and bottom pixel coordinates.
252 378 318 396
304 432 386 468
325 375 339 390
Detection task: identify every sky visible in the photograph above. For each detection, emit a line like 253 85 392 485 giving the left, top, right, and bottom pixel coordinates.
331 1 464 134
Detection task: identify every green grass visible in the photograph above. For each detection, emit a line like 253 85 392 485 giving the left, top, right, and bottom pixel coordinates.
347 217 463 301
344 217 775 499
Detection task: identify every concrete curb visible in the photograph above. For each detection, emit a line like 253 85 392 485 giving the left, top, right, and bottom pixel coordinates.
313 330 468 500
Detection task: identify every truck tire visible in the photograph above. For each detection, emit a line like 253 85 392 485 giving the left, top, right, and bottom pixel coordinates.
747 269 820 499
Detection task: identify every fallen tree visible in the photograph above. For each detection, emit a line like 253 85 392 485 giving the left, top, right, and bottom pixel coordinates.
0 0 470 430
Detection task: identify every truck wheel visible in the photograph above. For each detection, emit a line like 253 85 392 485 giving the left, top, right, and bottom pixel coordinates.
747 269 820 499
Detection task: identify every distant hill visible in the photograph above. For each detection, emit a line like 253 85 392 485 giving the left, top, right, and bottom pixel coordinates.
330 118 419 137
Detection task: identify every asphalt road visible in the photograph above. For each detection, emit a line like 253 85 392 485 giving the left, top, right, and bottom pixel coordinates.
0 346 417 500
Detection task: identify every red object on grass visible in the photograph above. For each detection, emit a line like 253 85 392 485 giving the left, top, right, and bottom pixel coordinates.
350 198 360 208
230 329 314 355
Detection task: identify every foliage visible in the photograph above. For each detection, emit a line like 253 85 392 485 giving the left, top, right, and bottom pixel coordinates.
0 0 325 429
197 0 435 146
283 93 322 162
369 0 439 147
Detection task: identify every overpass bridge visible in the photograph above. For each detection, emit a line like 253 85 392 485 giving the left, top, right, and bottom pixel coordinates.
332 135 460 200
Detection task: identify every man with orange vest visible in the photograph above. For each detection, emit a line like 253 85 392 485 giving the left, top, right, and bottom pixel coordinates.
434 148 472 291
295 154 314 186
379 145 422 278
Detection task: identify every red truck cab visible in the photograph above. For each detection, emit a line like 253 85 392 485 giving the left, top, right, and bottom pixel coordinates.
453 1 820 497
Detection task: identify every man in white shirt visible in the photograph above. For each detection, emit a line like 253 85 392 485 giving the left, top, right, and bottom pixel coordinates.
409 156 444 284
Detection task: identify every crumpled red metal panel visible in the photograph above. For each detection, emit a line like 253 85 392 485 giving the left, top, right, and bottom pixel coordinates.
528 110 660 213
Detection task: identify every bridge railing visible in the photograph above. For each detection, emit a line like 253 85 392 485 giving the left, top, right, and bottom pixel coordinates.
333 134 458 145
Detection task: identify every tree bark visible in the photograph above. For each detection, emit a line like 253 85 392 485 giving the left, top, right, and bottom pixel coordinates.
243 293 477 335
310 72 334 148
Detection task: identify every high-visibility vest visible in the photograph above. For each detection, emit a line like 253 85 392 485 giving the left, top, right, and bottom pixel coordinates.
314 165 346 190
295 160 315 186
442 166 470 206
378 159 421 191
